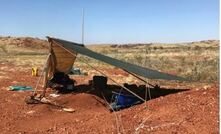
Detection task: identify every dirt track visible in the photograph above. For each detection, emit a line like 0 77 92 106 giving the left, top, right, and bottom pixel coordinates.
0 63 219 134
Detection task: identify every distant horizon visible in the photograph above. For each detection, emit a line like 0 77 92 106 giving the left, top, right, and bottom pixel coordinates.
0 35 219 45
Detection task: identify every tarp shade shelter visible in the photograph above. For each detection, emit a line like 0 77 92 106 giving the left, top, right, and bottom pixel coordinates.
46 38 83 80
47 37 187 81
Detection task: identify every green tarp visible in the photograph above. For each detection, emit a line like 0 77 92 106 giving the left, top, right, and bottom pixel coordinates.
48 37 187 81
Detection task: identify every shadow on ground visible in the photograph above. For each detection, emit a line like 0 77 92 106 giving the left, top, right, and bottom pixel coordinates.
58 83 189 110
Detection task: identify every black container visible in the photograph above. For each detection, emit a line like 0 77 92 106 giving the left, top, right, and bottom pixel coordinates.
93 76 107 90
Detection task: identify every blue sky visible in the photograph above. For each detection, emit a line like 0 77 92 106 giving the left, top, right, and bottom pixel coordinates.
0 0 219 44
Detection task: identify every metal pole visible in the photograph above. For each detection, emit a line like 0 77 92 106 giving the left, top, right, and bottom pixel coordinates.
81 8 84 45
145 44 152 107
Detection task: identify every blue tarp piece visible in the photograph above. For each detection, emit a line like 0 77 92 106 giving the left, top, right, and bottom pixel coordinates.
115 93 139 106
110 92 141 110
9 86 33 91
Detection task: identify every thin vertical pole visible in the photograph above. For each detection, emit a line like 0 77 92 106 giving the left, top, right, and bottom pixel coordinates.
81 8 84 45
145 45 152 108
145 45 148 108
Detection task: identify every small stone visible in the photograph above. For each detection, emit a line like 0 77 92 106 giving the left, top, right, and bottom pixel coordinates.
203 85 209 90
26 110 35 114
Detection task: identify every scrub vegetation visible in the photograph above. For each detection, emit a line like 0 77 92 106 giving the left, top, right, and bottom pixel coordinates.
78 40 219 83
0 36 219 83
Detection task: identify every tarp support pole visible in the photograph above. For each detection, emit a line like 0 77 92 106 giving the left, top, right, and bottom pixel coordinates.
32 54 50 96
41 55 50 97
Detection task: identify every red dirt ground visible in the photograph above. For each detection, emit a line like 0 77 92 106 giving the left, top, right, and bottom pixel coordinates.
0 63 219 134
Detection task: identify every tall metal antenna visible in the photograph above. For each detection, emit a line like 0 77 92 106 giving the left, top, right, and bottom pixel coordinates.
81 8 84 45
